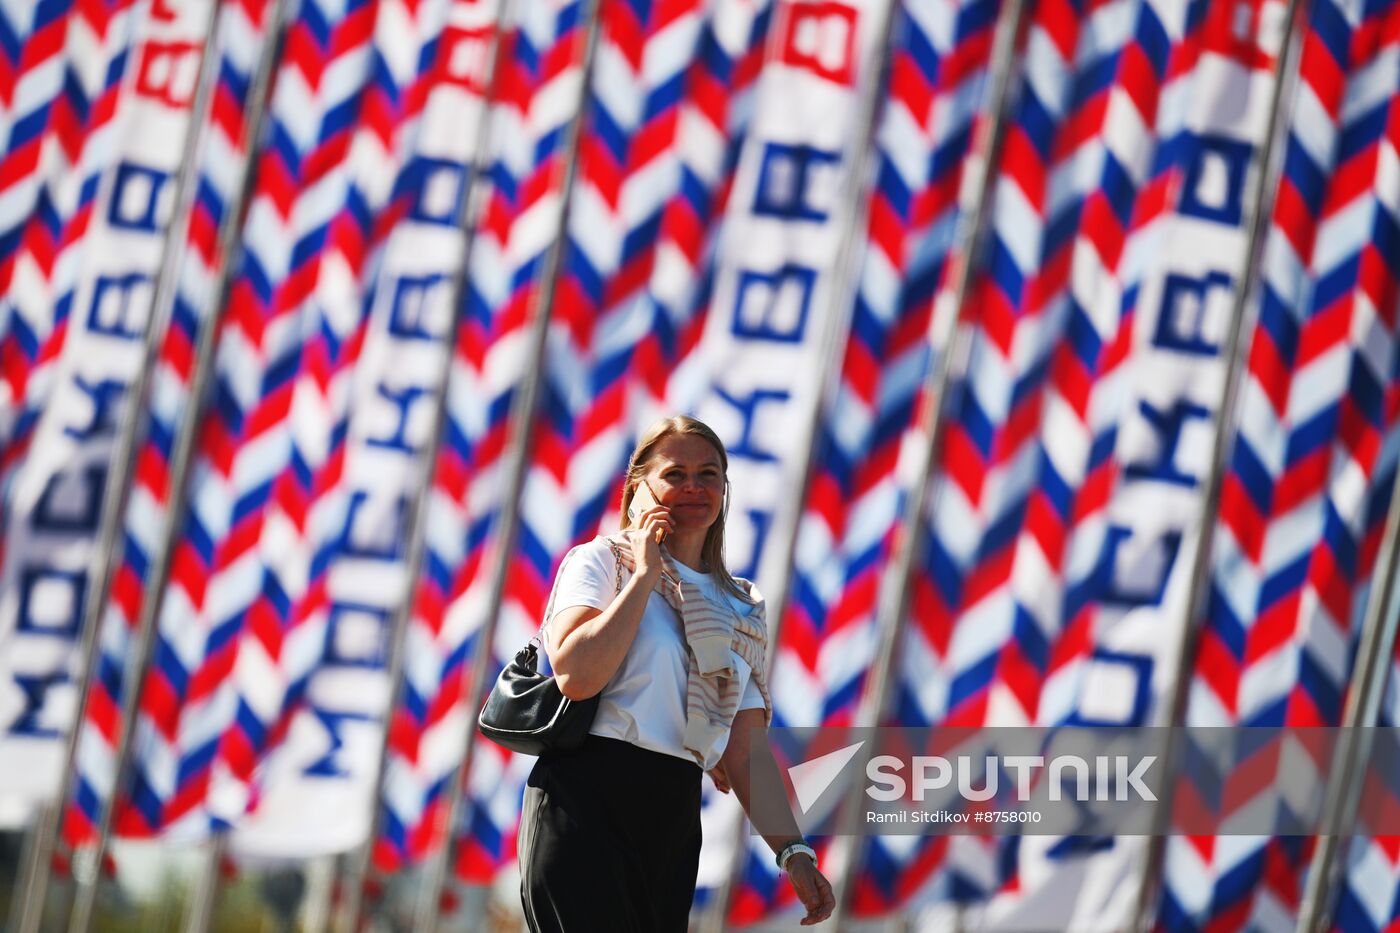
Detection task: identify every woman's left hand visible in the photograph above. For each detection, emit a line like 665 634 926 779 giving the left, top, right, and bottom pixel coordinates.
786 855 835 925
707 762 730 794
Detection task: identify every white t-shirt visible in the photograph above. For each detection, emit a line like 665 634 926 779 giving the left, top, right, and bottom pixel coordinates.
545 538 767 765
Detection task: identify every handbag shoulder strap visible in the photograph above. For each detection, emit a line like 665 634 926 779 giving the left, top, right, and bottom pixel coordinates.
533 539 624 647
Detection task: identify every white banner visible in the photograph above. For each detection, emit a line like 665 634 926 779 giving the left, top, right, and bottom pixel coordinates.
668 0 893 615
0 0 212 821
228 0 498 858
980 6 1289 930
660 0 894 918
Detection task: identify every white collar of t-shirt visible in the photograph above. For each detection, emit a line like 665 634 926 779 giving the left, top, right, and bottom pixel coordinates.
666 554 756 618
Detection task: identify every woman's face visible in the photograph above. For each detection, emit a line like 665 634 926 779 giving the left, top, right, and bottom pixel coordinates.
643 434 725 533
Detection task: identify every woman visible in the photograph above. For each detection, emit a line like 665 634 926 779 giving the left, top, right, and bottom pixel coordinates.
517 415 836 931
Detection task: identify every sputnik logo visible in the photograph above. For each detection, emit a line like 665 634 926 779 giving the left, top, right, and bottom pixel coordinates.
787 741 865 814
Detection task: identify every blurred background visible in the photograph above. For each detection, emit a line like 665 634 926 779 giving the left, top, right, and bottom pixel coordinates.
1 0 1399 929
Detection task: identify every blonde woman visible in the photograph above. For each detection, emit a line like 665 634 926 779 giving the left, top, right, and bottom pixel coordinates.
517 415 835 931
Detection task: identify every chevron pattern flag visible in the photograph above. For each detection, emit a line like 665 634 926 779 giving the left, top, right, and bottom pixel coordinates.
850 0 1293 923
568 0 896 913
0 0 116 468
442 0 901 907
223 0 485 860
681 2 784 902
0 0 70 385
473 0 771 907
531 0 709 480
0 0 140 480
970 4 1286 927
504 0 708 720
47 0 229 852
678 0 902 920
279 0 504 870
848 0 1157 915
0 0 177 820
966 1 1203 925
65 0 284 849
666 0 893 623
111 0 401 841
1005 7 1295 932
1159 0 1400 929
372 0 595 882
964 1 1291 928
942 0 1238 926
195 0 409 837
724 0 1005 923
433 0 802 903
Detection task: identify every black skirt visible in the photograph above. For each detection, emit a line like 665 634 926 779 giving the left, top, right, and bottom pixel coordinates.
518 734 703 932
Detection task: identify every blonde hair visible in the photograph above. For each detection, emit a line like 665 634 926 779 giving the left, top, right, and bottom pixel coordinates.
620 415 752 603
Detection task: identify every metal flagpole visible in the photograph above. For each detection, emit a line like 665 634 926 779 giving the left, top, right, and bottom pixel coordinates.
698 0 902 926
1295 462 1400 931
300 853 335 933
59 3 294 929
182 832 226 933
823 0 1029 924
8 811 50 933
6 1 224 929
1127 1 1309 927
325 8 512 929
405 1 606 927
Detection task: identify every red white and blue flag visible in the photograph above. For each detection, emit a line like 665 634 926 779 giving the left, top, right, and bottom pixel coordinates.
0 0 204 827
1160 0 1400 928
380 0 597 890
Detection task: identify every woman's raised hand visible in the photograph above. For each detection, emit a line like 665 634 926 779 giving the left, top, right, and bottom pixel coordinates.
625 505 672 576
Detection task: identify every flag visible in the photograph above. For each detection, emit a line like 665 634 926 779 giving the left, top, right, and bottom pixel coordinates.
0 0 188 825
1161 0 1400 927
228 0 476 859
373 0 596 884
119 0 393 841
65 0 247 851
853 0 1287 923
728 0 1005 921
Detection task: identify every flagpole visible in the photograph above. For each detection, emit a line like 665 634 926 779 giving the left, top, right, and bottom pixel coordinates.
404 2 604 921
301 853 335 933
58 4 293 928
6 1 225 929
8 809 51 933
823 0 1029 924
699 0 902 924
1127 1 1309 927
325 8 512 929
182 832 226 933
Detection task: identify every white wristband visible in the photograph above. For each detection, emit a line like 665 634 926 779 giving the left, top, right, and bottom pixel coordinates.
777 842 817 872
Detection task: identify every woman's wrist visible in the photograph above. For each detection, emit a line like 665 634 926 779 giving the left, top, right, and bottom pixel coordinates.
775 839 816 872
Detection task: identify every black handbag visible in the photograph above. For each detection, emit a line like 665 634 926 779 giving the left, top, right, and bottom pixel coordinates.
476 639 601 756
477 542 622 756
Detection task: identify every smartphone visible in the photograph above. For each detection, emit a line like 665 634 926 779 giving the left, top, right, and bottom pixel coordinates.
628 482 667 542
